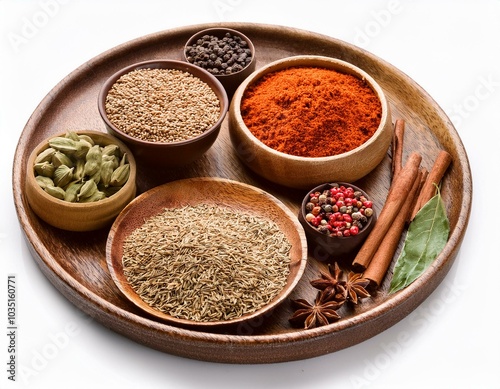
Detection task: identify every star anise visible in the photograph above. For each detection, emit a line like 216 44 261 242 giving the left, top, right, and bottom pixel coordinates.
289 290 342 329
343 271 370 304
310 263 371 305
310 262 346 303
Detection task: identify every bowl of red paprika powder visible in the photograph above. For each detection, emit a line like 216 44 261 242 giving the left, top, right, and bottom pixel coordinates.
228 55 392 189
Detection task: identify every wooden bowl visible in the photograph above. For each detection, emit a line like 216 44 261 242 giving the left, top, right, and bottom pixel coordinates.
97 60 229 167
106 177 308 329
183 27 256 100
228 55 393 189
298 182 377 260
25 130 137 231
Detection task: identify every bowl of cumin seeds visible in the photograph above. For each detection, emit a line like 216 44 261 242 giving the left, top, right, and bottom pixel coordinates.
106 177 308 329
98 60 229 167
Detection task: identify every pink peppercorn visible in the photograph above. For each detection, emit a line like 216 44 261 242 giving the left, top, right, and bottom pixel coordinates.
304 183 374 238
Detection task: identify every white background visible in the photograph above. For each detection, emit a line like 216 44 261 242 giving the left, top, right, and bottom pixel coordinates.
1 1 499 388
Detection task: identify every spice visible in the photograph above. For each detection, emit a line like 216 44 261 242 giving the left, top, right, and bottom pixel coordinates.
289 262 370 329
185 32 253 75
389 187 450 293
289 290 342 330
352 152 422 272
241 66 382 157
409 150 452 221
309 262 346 303
310 263 370 305
33 131 130 202
304 183 374 238
105 68 220 143
391 119 405 179
122 204 292 322
343 271 371 305
362 169 423 288
362 119 452 289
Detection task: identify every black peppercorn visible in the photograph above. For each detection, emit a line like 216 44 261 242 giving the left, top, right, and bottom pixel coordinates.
186 32 253 75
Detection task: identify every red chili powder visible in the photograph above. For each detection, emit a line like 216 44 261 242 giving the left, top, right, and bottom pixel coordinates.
240 66 382 158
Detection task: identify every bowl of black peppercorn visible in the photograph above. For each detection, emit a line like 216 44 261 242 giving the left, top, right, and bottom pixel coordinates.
183 27 256 99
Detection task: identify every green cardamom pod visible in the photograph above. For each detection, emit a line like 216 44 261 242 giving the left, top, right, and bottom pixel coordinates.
84 145 102 176
89 170 101 185
79 190 106 203
110 164 130 187
52 151 74 168
44 185 65 200
100 160 115 188
73 159 85 182
119 152 128 167
65 131 81 141
34 161 55 178
77 179 98 201
48 137 78 153
53 165 74 188
102 154 119 170
63 181 83 202
78 134 95 146
35 147 56 164
102 144 120 157
73 139 92 159
35 175 54 190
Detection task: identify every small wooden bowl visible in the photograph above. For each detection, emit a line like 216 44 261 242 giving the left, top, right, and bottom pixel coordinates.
25 130 137 231
298 182 377 260
98 60 229 167
228 55 393 189
106 177 308 329
183 27 256 99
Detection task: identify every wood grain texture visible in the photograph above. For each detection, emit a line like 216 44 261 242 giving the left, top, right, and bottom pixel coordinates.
12 22 472 363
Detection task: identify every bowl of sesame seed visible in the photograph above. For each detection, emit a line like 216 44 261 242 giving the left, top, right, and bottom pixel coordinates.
183 27 256 99
98 60 229 167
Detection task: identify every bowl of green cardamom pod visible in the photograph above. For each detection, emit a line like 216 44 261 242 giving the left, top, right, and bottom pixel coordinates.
25 130 137 231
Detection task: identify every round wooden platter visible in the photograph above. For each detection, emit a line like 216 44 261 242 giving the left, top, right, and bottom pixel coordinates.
13 23 472 364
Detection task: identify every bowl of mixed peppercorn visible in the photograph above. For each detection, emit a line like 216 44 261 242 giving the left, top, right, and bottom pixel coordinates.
298 182 376 259
183 27 256 99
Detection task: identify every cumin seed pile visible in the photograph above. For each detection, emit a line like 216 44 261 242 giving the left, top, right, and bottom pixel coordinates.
122 204 292 322
105 68 220 143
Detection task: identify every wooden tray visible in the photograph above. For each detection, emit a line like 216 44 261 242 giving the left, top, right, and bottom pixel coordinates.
12 23 472 364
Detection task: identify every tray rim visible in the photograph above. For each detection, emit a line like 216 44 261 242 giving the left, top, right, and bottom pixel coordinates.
12 22 473 363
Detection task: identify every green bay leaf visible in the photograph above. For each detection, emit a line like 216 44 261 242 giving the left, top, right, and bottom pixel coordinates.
389 191 450 294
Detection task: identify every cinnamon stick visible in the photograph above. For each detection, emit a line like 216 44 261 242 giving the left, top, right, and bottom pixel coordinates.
363 169 423 288
352 152 422 272
407 167 428 223
391 119 405 180
409 150 452 221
